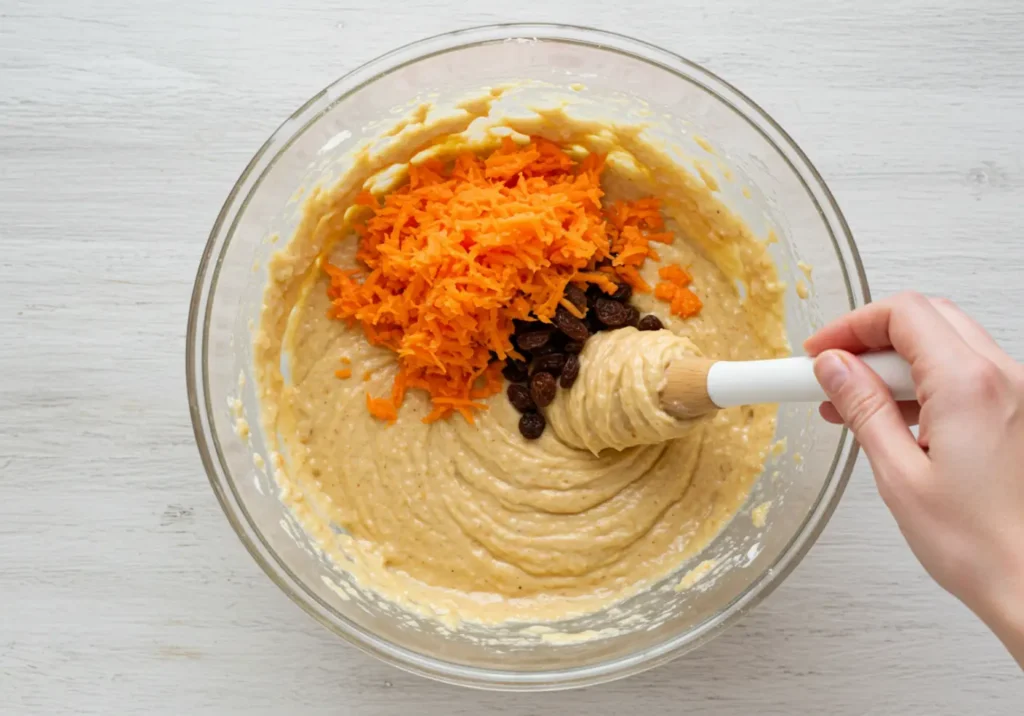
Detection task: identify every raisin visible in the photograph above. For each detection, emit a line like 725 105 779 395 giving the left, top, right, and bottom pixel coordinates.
560 354 580 389
638 315 664 331
530 342 560 356
564 284 588 313
517 327 553 352
595 298 631 328
529 371 557 408
586 310 606 334
533 353 567 375
502 358 529 383
624 305 640 328
564 340 585 354
553 304 590 342
507 383 536 413
519 411 546 440
610 282 633 303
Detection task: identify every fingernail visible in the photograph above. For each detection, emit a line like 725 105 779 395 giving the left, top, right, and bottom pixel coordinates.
815 351 850 394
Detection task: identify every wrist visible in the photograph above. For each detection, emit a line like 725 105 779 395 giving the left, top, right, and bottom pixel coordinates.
970 547 1024 668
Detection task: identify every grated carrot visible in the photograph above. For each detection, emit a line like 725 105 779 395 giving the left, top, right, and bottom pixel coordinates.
559 297 586 319
366 393 398 423
335 368 352 379
654 282 677 303
658 264 692 287
325 137 673 422
670 288 703 318
655 262 703 319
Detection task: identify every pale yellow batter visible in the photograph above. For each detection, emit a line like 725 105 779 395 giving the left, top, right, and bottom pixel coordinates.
255 86 788 624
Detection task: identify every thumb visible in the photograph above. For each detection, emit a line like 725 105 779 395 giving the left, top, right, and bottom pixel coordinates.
814 350 927 479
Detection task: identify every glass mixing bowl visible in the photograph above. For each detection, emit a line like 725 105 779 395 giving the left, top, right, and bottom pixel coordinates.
187 24 865 690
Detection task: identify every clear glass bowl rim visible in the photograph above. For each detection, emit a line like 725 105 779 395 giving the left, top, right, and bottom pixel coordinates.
186 22 867 691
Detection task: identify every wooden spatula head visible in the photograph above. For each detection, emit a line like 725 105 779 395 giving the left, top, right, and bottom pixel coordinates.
659 357 719 420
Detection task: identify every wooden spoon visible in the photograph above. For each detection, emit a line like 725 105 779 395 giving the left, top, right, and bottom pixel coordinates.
659 351 916 420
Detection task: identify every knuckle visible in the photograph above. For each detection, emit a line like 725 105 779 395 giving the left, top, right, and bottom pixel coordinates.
1005 367 1024 409
1014 367 1024 395
1011 363 1024 384
959 358 1004 398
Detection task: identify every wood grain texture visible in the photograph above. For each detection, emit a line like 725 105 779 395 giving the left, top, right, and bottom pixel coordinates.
2 0 1023 712
661 358 717 419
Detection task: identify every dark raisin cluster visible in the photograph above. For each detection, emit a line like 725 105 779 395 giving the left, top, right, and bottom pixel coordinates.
504 282 665 439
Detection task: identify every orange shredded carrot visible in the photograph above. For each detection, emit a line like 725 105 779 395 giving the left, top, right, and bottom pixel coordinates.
670 287 703 318
326 136 672 422
658 264 692 286
605 199 672 288
338 356 351 365
654 282 677 302
334 368 352 379
655 262 703 319
616 266 651 293
576 271 620 293
362 370 373 382
366 393 398 423
469 361 504 401
559 297 586 319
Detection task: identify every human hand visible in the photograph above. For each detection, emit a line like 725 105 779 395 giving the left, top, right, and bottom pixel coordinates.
805 292 1024 668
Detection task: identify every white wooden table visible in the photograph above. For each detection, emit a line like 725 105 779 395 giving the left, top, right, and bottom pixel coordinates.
2 1 1022 713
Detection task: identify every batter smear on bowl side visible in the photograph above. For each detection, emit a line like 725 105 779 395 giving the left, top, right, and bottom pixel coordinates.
255 87 788 624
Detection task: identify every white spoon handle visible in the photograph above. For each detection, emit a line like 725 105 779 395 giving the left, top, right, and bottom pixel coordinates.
706 351 917 408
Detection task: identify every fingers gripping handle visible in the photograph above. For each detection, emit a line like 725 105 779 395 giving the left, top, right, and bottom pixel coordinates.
706 351 917 409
